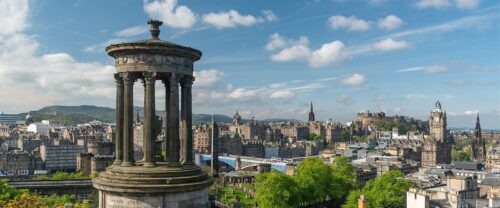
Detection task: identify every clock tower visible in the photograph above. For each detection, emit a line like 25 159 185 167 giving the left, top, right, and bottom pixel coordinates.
422 100 451 168
429 100 446 142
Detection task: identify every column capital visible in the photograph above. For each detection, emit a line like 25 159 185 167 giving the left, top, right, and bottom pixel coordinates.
122 73 137 85
180 76 194 86
114 73 124 85
170 73 182 86
143 72 157 85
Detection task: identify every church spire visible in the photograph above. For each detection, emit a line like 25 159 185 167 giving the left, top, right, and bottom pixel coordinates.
308 101 315 122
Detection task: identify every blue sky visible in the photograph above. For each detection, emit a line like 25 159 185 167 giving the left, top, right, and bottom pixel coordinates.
0 0 499 128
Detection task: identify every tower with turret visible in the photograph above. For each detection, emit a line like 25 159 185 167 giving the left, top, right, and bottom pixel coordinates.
422 100 451 168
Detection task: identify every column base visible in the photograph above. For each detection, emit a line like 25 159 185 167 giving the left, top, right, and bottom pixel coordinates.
98 188 209 208
113 160 123 166
143 162 156 168
121 162 135 167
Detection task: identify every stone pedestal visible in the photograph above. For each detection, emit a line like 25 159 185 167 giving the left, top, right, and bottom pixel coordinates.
99 188 209 208
93 163 212 208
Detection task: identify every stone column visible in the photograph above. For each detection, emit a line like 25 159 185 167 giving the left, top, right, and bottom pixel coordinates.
168 74 180 167
113 73 124 165
143 72 156 167
122 73 135 167
181 76 194 165
163 79 170 162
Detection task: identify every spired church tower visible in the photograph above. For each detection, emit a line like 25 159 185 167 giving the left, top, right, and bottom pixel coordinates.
471 114 486 161
308 102 315 122
422 100 451 168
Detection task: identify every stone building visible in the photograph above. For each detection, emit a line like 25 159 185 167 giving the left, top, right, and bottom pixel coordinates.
0 150 41 176
422 101 451 168
485 147 500 170
242 139 265 158
309 121 326 141
229 112 266 140
280 123 309 140
193 123 216 154
40 143 85 173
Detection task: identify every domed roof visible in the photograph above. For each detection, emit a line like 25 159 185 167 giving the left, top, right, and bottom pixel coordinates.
105 19 201 61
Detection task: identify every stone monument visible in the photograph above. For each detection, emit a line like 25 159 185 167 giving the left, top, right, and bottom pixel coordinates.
93 19 213 208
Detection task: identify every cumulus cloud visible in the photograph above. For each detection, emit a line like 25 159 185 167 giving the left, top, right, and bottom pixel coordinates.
373 38 409 51
262 10 278 22
0 0 116 112
266 33 348 67
202 10 265 29
193 69 224 88
309 41 349 67
0 0 29 36
340 74 366 87
328 15 372 31
144 0 197 29
378 15 404 30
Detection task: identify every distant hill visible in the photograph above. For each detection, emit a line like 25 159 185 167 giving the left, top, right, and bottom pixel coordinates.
17 105 302 126
18 105 233 126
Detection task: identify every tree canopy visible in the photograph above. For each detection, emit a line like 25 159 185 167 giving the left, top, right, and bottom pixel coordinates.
254 170 300 208
343 170 412 208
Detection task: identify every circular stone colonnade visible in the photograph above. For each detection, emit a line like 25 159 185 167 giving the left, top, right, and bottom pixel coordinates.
92 20 213 208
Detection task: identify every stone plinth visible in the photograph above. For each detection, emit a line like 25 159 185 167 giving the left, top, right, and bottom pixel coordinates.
99 188 208 208
93 163 212 208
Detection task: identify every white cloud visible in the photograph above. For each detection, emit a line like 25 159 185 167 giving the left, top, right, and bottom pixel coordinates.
265 33 308 51
309 40 349 67
340 74 366 87
228 88 259 101
416 0 451 9
394 107 401 113
398 65 448 74
463 110 479 115
114 25 149 37
0 0 116 113
378 15 404 30
144 0 197 29
0 0 29 36
193 69 224 88
267 34 348 67
328 15 372 31
373 38 409 51
270 90 295 99
202 10 264 29
455 0 479 9
262 10 278 22
416 0 480 9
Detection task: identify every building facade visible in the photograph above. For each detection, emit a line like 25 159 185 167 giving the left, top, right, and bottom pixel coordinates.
422 101 452 168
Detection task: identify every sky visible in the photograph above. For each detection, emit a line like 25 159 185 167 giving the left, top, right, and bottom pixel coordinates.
0 0 499 128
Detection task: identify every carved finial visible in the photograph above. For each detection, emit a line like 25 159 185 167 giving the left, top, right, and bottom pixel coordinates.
147 19 163 39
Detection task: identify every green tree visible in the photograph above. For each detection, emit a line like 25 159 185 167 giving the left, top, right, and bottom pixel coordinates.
254 170 300 208
331 157 357 200
308 133 322 141
456 151 471 162
340 131 350 142
0 179 28 206
293 158 333 204
343 171 412 208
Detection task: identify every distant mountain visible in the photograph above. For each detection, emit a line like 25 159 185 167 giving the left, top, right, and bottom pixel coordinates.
18 105 302 126
18 105 233 126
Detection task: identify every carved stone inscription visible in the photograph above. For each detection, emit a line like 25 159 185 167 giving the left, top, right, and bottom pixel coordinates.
105 194 162 208
115 54 192 69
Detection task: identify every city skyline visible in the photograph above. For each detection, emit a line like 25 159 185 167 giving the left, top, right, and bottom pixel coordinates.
0 0 499 128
